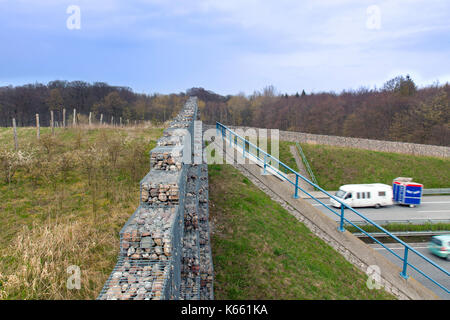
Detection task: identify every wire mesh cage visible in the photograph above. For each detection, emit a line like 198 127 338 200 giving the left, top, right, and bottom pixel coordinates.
157 135 185 148
99 96 214 301
150 145 184 171
97 258 172 300
119 206 182 262
140 169 187 207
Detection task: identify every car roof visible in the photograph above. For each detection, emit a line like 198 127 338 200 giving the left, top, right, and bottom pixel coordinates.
340 184 391 189
432 235 450 241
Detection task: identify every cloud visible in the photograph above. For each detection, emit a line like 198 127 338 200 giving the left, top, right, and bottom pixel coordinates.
1 0 449 94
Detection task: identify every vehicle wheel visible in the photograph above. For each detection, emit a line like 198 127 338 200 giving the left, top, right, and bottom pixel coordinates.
447 254 450 261
409 204 415 208
374 204 381 209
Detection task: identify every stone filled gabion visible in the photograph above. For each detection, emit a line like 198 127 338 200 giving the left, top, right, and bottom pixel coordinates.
98 97 214 301
163 128 189 137
200 246 214 300
157 135 184 147
141 183 180 205
120 207 177 261
150 149 183 171
140 170 183 206
98 259 170 300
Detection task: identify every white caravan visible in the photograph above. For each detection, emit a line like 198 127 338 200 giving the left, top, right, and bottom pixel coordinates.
330 184 393 209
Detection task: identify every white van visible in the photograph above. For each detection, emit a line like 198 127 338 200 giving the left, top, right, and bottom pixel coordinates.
330 184 393 209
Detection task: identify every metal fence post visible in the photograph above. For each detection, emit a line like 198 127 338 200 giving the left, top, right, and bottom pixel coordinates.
400 247 409 279
293 174 299 199
339 205 345 232
264 154 267 174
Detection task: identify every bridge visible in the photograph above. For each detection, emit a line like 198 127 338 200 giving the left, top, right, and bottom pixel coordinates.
96 100 448 300
214 122 449 300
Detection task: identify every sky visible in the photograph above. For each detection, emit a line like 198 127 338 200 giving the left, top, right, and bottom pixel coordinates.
0 0 449 95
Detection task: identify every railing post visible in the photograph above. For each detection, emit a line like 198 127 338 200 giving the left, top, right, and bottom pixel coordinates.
293 174 299 199
339 205 345 232
264 154 267 174
400 247 409 279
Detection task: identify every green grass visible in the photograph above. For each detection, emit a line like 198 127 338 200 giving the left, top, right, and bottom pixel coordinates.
209 164 394 300
298 144 450 190
346 223 450 234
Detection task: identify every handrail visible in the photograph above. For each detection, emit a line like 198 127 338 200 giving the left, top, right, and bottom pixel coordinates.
216 122 449 295
295 142 319 187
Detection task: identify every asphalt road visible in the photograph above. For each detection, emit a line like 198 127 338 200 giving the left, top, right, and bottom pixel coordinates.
369 242 449 300
304 195 450 225
304 194 450 299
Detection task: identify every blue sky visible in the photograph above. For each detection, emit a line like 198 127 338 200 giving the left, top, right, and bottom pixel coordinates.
1 0 449 95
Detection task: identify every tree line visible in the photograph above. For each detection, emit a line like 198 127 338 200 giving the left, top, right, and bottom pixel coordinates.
196 76 450 147
1 76 449 146
0 80 187 127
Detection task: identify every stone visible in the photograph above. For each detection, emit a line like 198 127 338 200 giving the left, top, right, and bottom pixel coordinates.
154 237 162 246
140 237 154 249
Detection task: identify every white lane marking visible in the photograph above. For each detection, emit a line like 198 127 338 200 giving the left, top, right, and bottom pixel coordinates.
421 201 450 204
418 210 450 213
372 246 429 251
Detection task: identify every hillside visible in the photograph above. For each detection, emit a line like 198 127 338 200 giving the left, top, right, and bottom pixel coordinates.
209 164 394 299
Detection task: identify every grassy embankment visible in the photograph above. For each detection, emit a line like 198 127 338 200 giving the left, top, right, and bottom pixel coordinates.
296 143 450 232
0 126 163 299
208 164 394 299
298 143 449 190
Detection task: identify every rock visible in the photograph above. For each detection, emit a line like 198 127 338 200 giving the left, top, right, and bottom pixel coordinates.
140 237 154 249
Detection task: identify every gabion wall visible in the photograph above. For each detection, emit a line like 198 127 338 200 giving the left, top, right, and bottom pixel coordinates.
98 97 214 300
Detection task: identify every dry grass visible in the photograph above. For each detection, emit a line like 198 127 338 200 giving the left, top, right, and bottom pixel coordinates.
0 126 163 300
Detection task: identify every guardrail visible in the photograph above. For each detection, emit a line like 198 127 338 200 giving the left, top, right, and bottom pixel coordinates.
216 122 449 295
423 188 450 195
295 142 318 188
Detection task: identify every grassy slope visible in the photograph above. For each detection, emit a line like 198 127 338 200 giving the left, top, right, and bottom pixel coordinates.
0 126 163 299
299 144 450 191
209 164 394 300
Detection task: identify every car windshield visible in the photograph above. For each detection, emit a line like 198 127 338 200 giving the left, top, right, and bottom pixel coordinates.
335 190 346 198
431 238 442 246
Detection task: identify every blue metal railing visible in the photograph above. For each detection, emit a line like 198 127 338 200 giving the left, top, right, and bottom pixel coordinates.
216 122 449 295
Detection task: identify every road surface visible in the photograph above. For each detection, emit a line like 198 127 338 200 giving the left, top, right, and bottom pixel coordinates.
304 195 450 225
369 242 449 300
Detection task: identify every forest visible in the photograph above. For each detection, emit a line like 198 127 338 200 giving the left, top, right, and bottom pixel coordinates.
197 76 450 147
0 80 187 127
1 76 449 146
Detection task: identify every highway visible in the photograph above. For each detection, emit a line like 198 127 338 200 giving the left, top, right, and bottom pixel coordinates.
303 194 450 298
369 242 449 300
304 195 450 225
